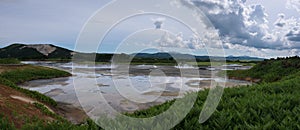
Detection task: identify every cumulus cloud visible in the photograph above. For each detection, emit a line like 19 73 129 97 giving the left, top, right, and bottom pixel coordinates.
274 13 286 27
191 0 278 49
286 0 300 13
175 0 300 52
224 42 266 57
290 49 299 55
273 14 300 48
155 31 205 49
132 0 300 58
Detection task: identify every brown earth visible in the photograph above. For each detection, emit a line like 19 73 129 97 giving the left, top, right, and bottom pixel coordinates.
0 84 55 128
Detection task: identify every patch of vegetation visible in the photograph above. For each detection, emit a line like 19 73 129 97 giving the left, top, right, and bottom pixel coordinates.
0 65 71 84
0 58 20 64
33 102 67 122
99 56 300 129
33 103 55 116
0 77 57 106
190 61 257 67
0 114 16 130
0 65 71 106
0 115 100 130
227 56 300 82
21 119 100 130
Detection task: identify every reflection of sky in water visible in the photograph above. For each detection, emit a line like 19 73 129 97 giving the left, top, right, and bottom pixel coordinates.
20 61 251 112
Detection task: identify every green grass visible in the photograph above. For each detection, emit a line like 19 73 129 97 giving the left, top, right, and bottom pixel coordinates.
0 65 71 84
33 103 55 116
0 114 16 130
33 102 67 122
0 58 20 64
0 115 99 130
227 56 300 82
20 119 100 130
0 76 57 107
0 65 71 106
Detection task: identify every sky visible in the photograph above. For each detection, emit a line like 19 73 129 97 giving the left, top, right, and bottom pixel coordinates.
0 0 300 58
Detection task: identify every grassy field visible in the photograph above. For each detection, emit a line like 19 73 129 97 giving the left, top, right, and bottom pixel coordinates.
0 58 20 64
0 65 71 84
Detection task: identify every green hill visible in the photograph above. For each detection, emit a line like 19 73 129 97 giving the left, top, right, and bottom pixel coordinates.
0 44 73 60
227 56 300 82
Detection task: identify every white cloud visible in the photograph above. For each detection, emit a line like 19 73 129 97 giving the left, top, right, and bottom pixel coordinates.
176 0 300 54
274 13 286 27
224 42 266 57
286 0 300 13
191 0 278 49
154 31 206 49
290 49 300 55
273 14 300 49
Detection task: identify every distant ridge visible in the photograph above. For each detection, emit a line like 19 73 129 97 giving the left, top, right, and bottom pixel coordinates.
132 53 265 61
0 43 265 61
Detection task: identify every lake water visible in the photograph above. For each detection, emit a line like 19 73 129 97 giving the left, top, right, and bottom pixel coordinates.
20 61 251 116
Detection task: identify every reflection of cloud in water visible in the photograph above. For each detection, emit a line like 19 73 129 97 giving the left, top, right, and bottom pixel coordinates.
44 88 65 97
20 62 251 113
185 80 217 88
21 78 70 88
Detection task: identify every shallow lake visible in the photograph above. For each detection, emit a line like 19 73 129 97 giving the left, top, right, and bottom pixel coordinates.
20 61 251 116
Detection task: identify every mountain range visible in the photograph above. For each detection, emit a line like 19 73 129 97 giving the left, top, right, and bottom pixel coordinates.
0 44 265 61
